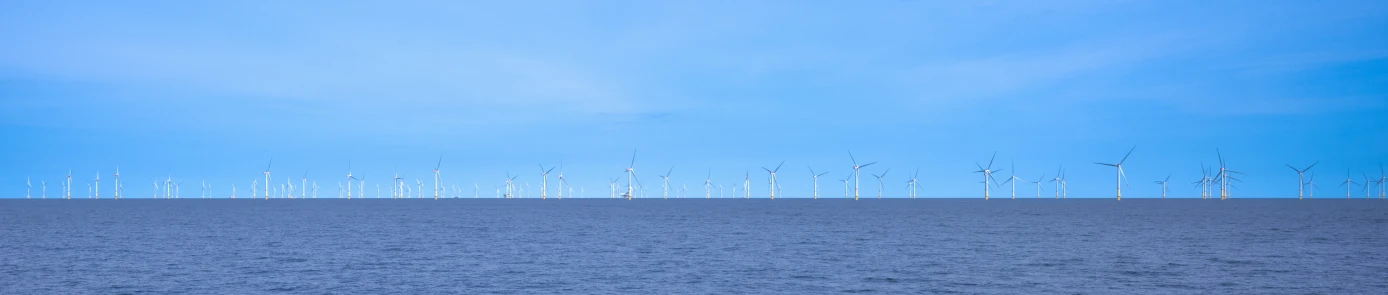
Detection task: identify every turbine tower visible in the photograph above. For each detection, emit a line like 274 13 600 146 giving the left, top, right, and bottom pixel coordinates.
973 152 1002 200
763 161 784 199
26 177 31 199
1214 149 1240 200
625 149 637 200
871 169 890 199
93 171 99 200
1094 146 1135 201
65 170 72 199
809 167 830 199
1286 162 1318 199
433 155 443 200
557 163 566 199
264 158 273 200
301 172 307 199
849 151 876 201
1049 167 1062 199
113 167 121 199
1154 175 1170 199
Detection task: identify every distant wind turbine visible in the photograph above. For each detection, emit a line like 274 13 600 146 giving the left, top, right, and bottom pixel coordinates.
849 151 876 201
809 167 830 199
1286 162 1318 199
973 152 1002 200
1094 146 1135 200
763 161 784 199
871 169 890 199
1154 175 1171 199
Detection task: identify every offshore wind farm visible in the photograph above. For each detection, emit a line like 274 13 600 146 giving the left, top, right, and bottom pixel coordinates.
4 0 1387 294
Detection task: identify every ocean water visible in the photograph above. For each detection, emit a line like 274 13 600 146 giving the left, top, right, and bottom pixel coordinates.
2 199 1386 294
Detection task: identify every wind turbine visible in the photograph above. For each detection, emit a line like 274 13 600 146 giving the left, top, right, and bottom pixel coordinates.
609 178 618 199
1213 149 1241 200
1363 172 1373 199
113 167 121 199
416 179 423 199
905 168 920 199
1340 169 1357 199
200 181 207 198
1049 167 1062 199
556 162 566 199
1304 173 1317 199
264 158 272 200
973 152 1002 200
92 171 99 200
1094 146 1135 200
871 169 890 199
251 179 257 199
999 162 1022 199
849 151 876 201
65 170 72 199
232 184 237 198
87 183 92 199
433 155 443 200
25 177 31 199
41 180 46 199
840 173 851 198
809 167 830 199
658 166 675 199
1029 173 1046 198
540 164 555 199
358 176 366 199
763 161 783 199
1153 175 1170 199
1286 162 1318 199
345 161 354 199
743 171 750 199
704 170 712 199
301 171 307 199
312 182 318 198
624 149 637 200
1377 164 1386 199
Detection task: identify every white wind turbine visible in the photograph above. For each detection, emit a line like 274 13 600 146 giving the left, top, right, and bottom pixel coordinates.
41 180 46 199
809 167 830 199
263 158 272 200
1340 169 1357 199
433 156 443 200
1213 149 1241 200
93 171 100 199
232 184 237 198
301 172 308 199
840 173 851 198
1049 167 1062 199
998 162 1022 199
743 171 750 199
871 169 890 199
540 164 556 199
415 179 423 199
65 170 72 199
624 150 640 200
1304 173 1316 199
905 168 920 199
557 163 566 199
1094 146 1135 201
251 179 257 199
87 183 93 199
113 167 121 199
704 170 712 199
345 162 354 199
659 166 675 199
1029 173 1046 198
358 176 365 199
1286 162 1317 199
1153 175 1170 199
201 181 207 198
763 161 784 199
609 178 618 199
849 151 876 201
973 152 1002 200
26 177 31 199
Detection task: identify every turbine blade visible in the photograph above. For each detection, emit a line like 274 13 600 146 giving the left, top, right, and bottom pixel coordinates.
1118 146 1136 165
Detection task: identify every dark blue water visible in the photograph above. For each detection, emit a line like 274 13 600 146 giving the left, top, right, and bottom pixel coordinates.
2 199 1386 294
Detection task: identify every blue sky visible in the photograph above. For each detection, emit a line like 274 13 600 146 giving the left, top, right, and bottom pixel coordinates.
2 0 1386 198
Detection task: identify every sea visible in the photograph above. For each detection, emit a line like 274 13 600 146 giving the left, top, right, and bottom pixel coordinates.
2 198 1386 294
